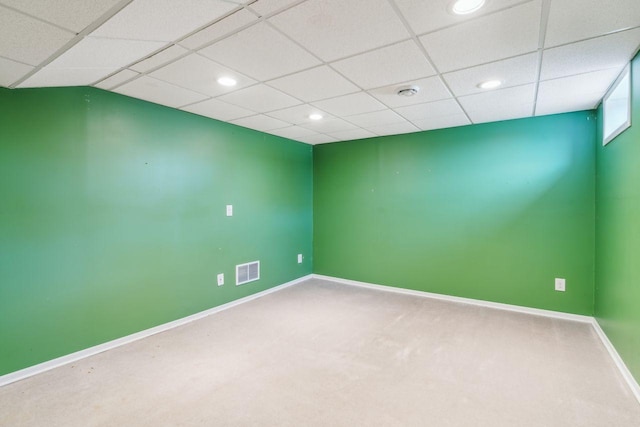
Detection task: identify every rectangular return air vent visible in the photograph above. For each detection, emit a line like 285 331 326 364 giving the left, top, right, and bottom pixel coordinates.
236 261 260 286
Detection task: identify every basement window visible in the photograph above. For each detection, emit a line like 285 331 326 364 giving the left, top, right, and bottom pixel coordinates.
603 64 631 146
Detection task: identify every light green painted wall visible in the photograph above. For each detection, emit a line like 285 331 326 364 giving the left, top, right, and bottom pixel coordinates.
595 53 640 382
0 87 313 376
314 112 596 315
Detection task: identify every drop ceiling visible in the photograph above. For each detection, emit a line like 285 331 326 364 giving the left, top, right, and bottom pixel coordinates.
1 0 639 144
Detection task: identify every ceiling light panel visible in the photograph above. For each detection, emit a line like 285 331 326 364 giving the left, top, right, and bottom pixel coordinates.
443 53 537 97
269 0 409 62
311 92 386 117
91 0 238 42
394 98 464 122
0 6 75 66
181 98 255 121
0 57 34 87
331 40 436 90
0 0 123 33
217 84 301 113
230 114 290 132
130 45 189 73
458 84 535 123
540 28 640 81
266 104 331 125
19 67 119 88
95 69 140 90
179 9 256 50
369 76 451 108
394 0 522 34
115 75 208 108
412 113 471 131
545 0 640 48
267 66 359 102
150 54 256 97
199 22 321 81
419 1 541 73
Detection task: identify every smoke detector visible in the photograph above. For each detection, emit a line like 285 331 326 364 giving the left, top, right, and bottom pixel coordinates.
397 85 420 97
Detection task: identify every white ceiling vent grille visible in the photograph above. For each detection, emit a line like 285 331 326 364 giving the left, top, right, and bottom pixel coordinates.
236 261 260 286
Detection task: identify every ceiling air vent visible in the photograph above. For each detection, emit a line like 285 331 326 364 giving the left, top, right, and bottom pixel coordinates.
236 261 260 286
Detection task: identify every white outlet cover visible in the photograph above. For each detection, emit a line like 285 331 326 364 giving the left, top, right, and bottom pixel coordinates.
297 254 303 263
555 278 565 292
217 273 224 286
226 205 233 216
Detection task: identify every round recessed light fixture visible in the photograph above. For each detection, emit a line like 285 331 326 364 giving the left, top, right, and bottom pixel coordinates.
309 113 323 120
450 0 486 15
397 85 420 97
217 77 237 87
477 79 502 90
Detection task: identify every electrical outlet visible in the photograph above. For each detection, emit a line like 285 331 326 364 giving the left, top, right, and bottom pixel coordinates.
217 273 224 286
226 205 233 217
555 278 565 292
297 254 303 264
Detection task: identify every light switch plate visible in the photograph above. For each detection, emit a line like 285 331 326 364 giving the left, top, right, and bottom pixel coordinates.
226 205 233 217
555 278 565 292
297 254 303 264
217 273 224 286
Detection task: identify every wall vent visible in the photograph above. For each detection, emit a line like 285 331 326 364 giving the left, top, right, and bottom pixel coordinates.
236 261 260 286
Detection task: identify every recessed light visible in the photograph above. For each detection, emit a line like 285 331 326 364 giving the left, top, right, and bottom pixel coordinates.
217 77 237 87
478 79 502 90
309 113 323 120
450 0 486 15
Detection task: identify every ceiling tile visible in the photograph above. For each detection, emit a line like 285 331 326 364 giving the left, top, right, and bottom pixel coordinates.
267 126 320 140
114 75 208 108
411 113 471 131
150 53 256 97
0 6 75 66
394 99 464 122
540 28 640 81
269 0 409 62
267 66 359 102
296 134 339 145
199 22 321 81
545 0 640 48
346 109 406 128
179 9 256 49
300 117 358 133
328 128 377 141
535 67 623 116
266 104 329 125
0 57 34 87
130 45 189 73
459 84 535 123
443 53 538 97
217 84 301 113
311 92 386 117
249 0 302 17
366 121 419 136
19 67 118 88
0 0 122 33
91 0 237 41
331 40 436 89
230 114 290 131
369 76 451 108
95 69 139 90
420 1 541 73
394 0 524 35
181 97 254 121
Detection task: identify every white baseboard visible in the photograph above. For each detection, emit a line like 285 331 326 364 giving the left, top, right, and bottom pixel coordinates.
0 274 312 388
312 274 640 404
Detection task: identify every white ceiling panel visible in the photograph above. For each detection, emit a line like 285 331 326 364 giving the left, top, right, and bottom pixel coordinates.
331 40 436 89
297 134 339 145
0 0 123 33
95 69 139 90
411 113 471 131
459 84 535 123
270 0 410 62
266 104 329 125
91 0 238 42
0 6 75 66
301 117 358 133
130 45 189 73
346 109 407 128
267 66 359 102
230 114 290 131
443 53 538 97
311 92 386 117
217 84 301 113
328 128 377 141
535 68 623 116
267 126 320 140
369 76 452 108
199 22 321 81
114 75 208 108
540 28 640 81
420 1 541 73
545 0 640 48
0 57 34 87
249 0 303 17
394 99 464 122
181 97 254 121
179 9 256 50
150 53 256 97
366 121 419 136
19 67 117 88
394 0 524 35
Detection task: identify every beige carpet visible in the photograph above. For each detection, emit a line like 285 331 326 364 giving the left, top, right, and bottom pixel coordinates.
1 278 639 426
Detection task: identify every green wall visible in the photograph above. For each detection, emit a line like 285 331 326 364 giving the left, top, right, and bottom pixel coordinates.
595 53 640 382
0 87 313 376
314 112 596 315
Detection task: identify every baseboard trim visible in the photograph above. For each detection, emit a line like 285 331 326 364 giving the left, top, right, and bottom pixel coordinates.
312 274 640 404
0 274 312 388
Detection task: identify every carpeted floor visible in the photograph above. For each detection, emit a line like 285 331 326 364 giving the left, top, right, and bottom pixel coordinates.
1 278 639 426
